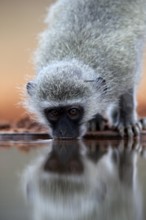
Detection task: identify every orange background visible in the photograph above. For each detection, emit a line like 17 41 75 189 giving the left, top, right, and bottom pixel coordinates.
0 0 146 122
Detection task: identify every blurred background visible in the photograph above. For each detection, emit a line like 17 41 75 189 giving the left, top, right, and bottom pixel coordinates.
0 0 146 122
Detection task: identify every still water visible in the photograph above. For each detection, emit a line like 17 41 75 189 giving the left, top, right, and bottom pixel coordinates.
0 139 146 220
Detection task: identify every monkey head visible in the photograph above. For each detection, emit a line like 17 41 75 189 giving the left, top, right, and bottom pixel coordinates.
25 60 107 139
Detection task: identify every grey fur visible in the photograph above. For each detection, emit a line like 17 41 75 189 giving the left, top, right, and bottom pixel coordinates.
25 0 146 137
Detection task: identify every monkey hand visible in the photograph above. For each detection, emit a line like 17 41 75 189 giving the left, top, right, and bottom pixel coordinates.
113 117 143 139
87 114 109 132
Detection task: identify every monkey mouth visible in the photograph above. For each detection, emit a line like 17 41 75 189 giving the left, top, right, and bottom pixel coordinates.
53 136 78 140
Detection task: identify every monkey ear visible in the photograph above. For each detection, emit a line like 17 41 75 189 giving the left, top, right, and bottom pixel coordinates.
26 81 36 96
95 77 107 93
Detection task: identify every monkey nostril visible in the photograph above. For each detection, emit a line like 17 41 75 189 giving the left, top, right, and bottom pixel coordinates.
59 128 66 136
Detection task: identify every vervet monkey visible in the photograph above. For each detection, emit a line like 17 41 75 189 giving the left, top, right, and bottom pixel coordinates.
25 0 146 138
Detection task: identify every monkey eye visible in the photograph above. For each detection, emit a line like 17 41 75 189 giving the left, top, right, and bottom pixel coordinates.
45 109 59 121
67 107 81 120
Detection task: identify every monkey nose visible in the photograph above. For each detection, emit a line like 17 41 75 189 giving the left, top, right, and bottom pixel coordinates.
59 128 67 136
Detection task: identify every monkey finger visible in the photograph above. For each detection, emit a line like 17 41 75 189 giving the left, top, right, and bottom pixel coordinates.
126 126 134 139
132 124 140 137
117 126 125 138
137 121 143 130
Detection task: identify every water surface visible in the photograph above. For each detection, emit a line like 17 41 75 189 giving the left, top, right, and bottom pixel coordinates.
0 139 146 220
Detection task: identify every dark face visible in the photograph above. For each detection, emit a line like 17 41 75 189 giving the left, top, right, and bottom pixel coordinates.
44 105 84 139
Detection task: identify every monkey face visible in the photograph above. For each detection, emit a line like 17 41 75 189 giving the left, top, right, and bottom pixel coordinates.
44 105 84 139
25 62 108 139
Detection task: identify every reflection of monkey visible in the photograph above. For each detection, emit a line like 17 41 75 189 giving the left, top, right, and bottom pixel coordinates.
25 0 146 139
22 140 143 220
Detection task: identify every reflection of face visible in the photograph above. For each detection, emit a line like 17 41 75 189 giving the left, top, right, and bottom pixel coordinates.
43 141 84 174
22 140 142 220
